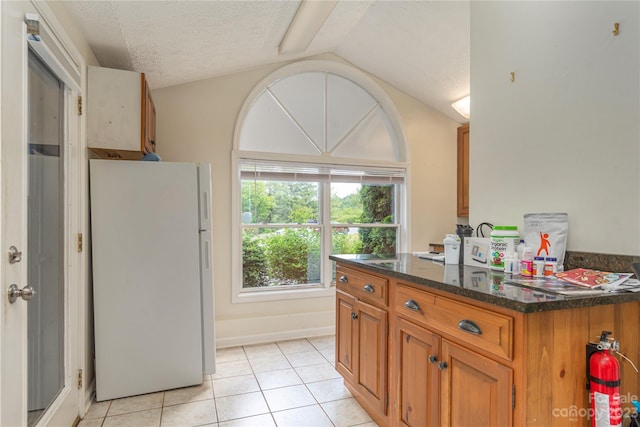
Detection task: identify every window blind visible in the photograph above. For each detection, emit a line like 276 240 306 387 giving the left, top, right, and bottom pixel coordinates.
240 160 405 185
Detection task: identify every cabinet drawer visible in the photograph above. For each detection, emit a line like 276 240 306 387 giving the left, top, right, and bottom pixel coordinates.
395 284 513 360
336 266 388 307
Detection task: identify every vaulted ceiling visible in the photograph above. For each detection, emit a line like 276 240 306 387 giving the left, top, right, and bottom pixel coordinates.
63 0 470 122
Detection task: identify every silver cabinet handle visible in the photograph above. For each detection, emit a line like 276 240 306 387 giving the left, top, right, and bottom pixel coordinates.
363 284 375 293
458 319 482 335
339 275 348 283
404 299 421 311
351 312 358 320
8 284 37 304
428 355 438 364
438 361 448 370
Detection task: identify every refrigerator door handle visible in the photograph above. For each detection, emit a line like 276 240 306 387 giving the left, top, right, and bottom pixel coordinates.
201 191 210 224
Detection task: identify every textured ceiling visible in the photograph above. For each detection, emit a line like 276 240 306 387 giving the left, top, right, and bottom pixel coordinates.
63 0 470 122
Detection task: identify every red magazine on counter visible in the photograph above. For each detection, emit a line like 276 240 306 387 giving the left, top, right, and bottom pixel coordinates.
555 268 633 289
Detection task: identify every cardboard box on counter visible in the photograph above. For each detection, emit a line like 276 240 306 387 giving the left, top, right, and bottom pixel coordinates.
463 237 491 268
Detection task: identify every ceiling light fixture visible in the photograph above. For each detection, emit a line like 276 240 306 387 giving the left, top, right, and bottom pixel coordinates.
451 95 470 120
278 0 338 55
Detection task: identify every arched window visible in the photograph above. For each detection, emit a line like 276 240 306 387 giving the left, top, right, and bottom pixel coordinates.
232 60 408 302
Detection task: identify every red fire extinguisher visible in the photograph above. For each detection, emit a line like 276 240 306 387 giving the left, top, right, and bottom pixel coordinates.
587 331 622 427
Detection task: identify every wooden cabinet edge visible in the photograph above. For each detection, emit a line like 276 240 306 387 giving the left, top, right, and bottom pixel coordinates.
457 124 469 217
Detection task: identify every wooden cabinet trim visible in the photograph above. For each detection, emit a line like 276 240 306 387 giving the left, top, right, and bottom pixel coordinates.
457 124 469 217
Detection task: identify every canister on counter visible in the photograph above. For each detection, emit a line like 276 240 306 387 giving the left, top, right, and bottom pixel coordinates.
489 226 519 271
533 257 545 277
544 257 558 276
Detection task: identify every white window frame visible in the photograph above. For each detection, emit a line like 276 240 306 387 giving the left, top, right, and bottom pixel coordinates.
231 60 411 303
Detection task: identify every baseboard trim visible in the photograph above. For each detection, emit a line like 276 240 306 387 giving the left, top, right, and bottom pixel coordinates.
216 325 335 348
83 379 96 416
214 309 335 348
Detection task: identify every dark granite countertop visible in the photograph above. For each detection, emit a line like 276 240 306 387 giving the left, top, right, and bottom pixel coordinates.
330 253 640 313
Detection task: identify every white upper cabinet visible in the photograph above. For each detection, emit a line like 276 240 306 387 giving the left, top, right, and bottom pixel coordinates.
87 66 156 155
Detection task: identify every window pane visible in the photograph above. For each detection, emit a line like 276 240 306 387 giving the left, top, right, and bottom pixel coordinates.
242 180 318 224
242 227 321 288
331 183 395 224
332 226 397 256
331 225 397 281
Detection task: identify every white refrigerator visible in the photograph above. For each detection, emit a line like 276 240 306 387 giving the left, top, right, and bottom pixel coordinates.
89 159 215 401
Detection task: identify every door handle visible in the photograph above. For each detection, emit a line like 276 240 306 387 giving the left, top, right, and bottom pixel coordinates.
428 355 438 364
404 299 421 312
363 284 375 293
458 319 482 335
8 284 37 304
339 275 348 283
351 312 358 320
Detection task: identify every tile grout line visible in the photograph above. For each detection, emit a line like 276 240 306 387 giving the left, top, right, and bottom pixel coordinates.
85 336 356 427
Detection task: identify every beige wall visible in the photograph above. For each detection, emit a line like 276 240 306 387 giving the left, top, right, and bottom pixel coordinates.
50 1 99 67
153 54 461 346
470 1 640 255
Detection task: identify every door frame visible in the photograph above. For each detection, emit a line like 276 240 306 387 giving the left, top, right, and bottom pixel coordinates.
0 1 88 425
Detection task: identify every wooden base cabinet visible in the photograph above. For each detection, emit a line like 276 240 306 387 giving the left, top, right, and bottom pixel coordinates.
336 290 357 384
335 262 640 426
336 266 389 426
394 317 512 427
394 317 440 427
441 340 513 427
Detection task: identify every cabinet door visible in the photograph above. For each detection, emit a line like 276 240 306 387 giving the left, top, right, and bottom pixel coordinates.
355 299 387 416
441 340 512 427
457 124 469 217
394 318 440 427
336 290 357 384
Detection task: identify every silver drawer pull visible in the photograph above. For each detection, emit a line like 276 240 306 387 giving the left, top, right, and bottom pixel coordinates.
339 275 348 283
363 284 375 293
404 299 421 311
458 319 482 335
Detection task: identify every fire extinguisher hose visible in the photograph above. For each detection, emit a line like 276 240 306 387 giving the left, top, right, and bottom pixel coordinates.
616 351 639 373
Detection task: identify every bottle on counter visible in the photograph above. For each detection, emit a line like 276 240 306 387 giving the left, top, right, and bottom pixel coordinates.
513 239 525 276
533 257 545 278
544 257 558 276
521 247 533 277
503 256 514 275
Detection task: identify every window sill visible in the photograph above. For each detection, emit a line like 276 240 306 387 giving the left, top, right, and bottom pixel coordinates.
232 286 335 304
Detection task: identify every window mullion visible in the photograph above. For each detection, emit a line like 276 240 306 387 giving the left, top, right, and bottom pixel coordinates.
321 181 332 288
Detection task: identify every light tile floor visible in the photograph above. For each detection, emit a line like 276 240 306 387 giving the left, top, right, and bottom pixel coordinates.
79 335 378 427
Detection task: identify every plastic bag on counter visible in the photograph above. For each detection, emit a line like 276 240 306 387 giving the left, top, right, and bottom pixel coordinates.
523 213 568 268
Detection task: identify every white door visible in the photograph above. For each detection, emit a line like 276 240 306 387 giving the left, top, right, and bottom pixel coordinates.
1 2 83 426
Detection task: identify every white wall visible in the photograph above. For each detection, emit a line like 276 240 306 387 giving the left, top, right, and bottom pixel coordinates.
153 54 461 346
470 1 640 255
